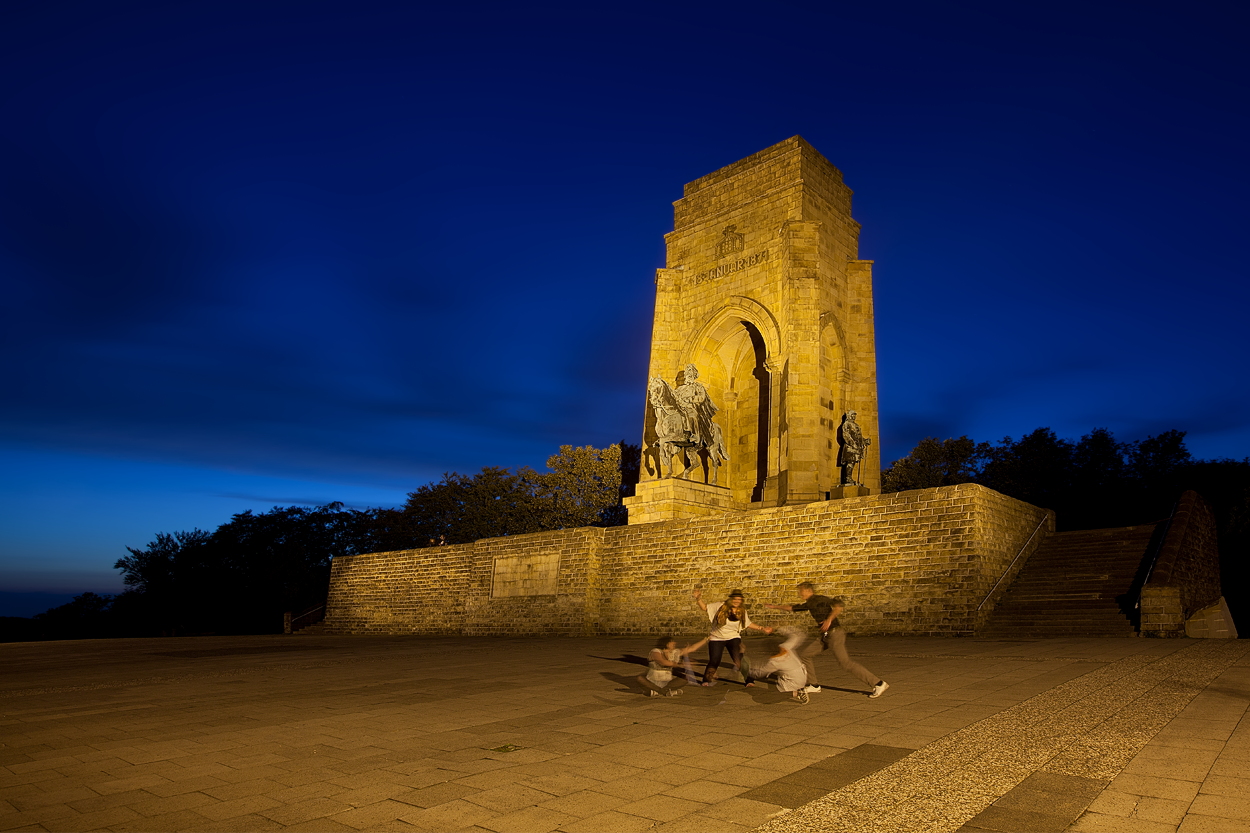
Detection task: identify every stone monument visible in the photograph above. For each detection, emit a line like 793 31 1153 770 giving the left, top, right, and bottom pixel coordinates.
625 136 881 524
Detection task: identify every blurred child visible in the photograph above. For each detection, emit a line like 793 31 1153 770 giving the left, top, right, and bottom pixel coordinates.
639 635 707 697
753 626 811 704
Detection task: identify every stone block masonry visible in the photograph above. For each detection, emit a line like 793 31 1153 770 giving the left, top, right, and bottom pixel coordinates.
324 483 1053 637
1140 490 1225 637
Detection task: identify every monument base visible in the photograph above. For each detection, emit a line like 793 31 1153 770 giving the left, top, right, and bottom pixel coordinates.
323 483 1055 637
830 485 873 500
624 478 738 525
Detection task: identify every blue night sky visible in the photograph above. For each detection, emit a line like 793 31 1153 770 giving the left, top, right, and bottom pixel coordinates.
2 1 1248 616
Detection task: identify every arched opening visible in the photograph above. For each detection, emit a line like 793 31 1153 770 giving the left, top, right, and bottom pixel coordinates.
683 300 780 503
712 321 770 503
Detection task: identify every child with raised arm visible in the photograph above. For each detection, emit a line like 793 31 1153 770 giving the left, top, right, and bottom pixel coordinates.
639 635 707 697
753 626 812 704
692 588 772 686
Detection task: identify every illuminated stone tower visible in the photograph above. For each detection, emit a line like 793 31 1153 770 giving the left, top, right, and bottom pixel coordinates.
626 137 880 524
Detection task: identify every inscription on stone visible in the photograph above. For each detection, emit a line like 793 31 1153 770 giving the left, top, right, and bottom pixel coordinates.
693 248 770 285
491 552 559 597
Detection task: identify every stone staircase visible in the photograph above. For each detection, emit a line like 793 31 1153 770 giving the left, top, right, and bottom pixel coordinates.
978 524 1164 638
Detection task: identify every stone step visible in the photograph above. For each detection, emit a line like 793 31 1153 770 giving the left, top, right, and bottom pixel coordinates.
978 521 1161 637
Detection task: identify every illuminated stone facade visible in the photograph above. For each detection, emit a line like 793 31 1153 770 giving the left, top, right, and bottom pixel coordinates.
627 136 880 525
323 484 1053 637
322 140 1067 638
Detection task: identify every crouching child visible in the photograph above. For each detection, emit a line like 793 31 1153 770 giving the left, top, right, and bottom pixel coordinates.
640 635 707 697
753 626 811 704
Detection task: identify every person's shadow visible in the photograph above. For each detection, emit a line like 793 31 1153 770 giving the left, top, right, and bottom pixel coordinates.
589 653 650 667
599 671 700 696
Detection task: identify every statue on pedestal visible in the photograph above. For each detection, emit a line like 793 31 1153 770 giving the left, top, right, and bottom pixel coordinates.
647 364 729 484
837 411 871 486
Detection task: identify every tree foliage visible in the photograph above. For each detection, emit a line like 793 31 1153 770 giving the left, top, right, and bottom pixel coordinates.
884 427 1250 623
8 441 645 639
883 427 1201 529
539 443 626 529
390 442 634 546
111 503 369 635
880 436 990 492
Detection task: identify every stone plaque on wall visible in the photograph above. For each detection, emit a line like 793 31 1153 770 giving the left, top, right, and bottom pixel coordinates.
491 552 560 598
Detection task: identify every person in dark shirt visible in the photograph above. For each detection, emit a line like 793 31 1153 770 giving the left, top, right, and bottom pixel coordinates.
765 582 888 698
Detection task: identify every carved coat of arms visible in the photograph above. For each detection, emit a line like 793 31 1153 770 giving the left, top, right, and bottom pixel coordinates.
716 225 745 259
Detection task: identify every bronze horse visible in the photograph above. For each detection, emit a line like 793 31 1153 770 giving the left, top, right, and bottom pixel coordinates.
647 377 729 484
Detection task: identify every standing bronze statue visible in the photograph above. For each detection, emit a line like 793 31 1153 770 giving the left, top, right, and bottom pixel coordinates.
837 411 871 486
647 364 729 483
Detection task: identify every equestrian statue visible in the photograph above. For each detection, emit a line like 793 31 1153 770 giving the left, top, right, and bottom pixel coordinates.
646 364 729 485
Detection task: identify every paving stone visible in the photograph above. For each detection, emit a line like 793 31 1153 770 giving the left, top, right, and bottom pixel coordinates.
1189 793 1250 820
994 785 1096 818
184 811 287 831
654 814 758 833
394 781 477 808
126 790 218 816
702 765 780 788
1122 747 1222 779
1177 814 1250 832
738 780 830 809
464 785 560 813
475 805 574 833
195 793 283 821
1068 811 1178 832
327 799 418 830
1110 773 1203 802
535 789 627 817
963 803 1072 831
1085 788 1143 816
696 795 787 825
1200 774 1250 797
258 797 357 825
555 809 658 832
1135 795 1194 825
3 635 1249 833
112 808 214 832
593 776 672 801
660 780 743 803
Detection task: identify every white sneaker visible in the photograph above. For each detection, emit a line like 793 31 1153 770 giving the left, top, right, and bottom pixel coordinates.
647 690 660 697
802 685 821 694
869 681 889 699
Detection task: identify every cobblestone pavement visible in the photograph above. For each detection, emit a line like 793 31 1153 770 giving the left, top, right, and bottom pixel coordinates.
1 634 1246 832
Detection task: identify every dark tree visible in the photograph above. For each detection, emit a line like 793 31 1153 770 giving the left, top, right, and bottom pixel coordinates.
114 529 213 634
115 504 369 635
978 427 1076 512
93 442 643 636
883 427 1250 622
31 592 116 640
402 466 545 546
881 436 989 492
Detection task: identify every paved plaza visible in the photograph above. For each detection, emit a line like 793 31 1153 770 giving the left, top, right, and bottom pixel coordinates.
1 633 1247 832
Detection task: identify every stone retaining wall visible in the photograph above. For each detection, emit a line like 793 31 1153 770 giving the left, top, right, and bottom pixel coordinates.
324 483 1053 637
1140 490 1224 637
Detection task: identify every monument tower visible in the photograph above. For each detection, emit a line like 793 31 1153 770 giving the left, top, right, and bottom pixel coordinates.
626 137 880 524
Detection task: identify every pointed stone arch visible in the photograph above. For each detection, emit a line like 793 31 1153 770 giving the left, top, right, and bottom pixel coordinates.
672 299 783 503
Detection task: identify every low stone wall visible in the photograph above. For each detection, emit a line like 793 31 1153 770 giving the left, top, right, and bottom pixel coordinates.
324 483 1053 637
1140 490 1224 637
